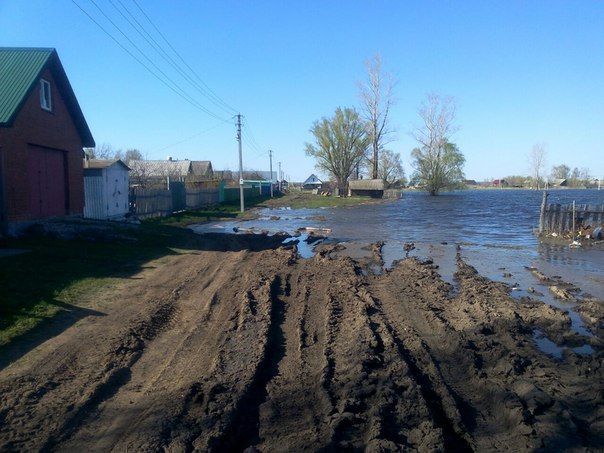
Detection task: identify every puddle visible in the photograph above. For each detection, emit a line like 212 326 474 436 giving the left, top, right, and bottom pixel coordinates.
382 241 459 289
282 234 322 259
533 330 564 360
533 329 595 360
460 246 595 339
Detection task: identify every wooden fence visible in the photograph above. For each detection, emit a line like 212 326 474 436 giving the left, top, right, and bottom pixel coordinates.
131 187 219 219
539 193 604 235
130 188 173 219
186 188 219 209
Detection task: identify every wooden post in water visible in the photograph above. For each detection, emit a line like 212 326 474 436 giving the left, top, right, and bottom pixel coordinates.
572 200 576 239
539 191 548 234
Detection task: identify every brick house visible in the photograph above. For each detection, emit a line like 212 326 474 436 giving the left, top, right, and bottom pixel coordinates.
0 48 95 234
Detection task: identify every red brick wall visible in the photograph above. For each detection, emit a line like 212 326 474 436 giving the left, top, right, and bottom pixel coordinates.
0 68 85 222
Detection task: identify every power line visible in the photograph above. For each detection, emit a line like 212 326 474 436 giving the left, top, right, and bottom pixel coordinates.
87 0 229 122
153 120 227 153
130 0 238 115
72 0 230 123
108 0 236 117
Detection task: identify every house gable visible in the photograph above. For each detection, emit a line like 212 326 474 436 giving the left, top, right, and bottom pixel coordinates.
0 48 94 147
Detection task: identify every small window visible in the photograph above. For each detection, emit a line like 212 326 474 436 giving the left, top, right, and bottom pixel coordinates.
40 79 52 111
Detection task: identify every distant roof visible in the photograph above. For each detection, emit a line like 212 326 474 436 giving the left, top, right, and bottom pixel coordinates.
348 179 385 190
84 159 130 171
129 159 192 177
190 160 213 176
0 47 95 147
303 173 323 185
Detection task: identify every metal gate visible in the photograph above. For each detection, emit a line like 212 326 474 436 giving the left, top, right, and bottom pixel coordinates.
170 181 186 212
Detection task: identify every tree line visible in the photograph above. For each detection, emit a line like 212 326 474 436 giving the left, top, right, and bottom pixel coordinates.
305 55 465 196
519 143 596 189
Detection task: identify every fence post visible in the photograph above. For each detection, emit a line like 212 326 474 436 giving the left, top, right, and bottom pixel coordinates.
539 191 548 234
572 200 576 238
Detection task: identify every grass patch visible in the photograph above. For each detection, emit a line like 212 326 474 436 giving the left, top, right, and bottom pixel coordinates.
261 192 382 209
145 195 274 227
0 223 189 348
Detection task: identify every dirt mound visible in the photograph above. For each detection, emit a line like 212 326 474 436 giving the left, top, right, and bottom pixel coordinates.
0 235 602 451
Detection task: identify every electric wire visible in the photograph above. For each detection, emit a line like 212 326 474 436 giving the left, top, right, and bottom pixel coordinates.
72 0 231 123
109 0 235 117
153 120 227 153
130 0 238 115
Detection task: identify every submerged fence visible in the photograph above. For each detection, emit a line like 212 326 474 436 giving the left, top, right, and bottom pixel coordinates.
539 192 604 235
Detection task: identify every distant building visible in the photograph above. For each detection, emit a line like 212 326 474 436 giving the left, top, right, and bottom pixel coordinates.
551 178 568 187
464 179 478 186
348 179 385 198
492 179 509 188
0 48 95 234
128 158 213 188
83 159 130 220
302 174 323 190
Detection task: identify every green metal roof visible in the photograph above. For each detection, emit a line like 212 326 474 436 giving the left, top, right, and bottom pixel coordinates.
0 48 54 124
0 47 95 147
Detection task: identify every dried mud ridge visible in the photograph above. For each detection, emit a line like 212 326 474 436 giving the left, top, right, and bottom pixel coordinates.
0 234 602 452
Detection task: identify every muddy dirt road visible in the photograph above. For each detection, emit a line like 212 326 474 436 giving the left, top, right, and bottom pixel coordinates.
0 234 602 451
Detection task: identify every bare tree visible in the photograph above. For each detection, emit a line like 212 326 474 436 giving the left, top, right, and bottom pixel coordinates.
378 149 405 186
551 164 570 180
529 143 547 189
123 149 143 164
358 54 396 179
84 142 116 160
411 94 464 195
305 108 370 193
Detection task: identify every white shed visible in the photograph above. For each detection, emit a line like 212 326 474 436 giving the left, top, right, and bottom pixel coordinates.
83 159 130 220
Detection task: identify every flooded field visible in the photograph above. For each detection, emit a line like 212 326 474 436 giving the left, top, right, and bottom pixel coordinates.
192 189 604 359
193 189 604 295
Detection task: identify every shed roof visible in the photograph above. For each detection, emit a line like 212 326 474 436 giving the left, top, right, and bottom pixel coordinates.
0 47 95 147
129 159 192 177
190 160 213 176
84 159 130 171
303 173 323 185
348 179 385 190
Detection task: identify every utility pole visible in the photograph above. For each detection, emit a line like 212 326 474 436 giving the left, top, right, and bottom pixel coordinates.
269 150 274 198
278 161 282 192
236 114 244 212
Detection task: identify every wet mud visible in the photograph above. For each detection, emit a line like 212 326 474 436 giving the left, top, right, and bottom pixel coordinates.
0 234 602 451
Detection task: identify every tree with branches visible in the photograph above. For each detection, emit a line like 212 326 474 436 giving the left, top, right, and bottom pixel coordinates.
305 108 370 193
378 149 405 186
529 143 547 189
358 54 396 179
411 94 464 195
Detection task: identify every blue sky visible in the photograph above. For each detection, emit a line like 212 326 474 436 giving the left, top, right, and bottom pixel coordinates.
1 1 603 181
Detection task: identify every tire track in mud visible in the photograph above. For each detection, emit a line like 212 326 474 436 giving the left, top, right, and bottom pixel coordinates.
210 274 288 451
257 266 336 451
0 273 193 451
1 242 602 451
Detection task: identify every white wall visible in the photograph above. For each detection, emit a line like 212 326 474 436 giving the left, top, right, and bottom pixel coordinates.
104 164 129 218
84 164 129 220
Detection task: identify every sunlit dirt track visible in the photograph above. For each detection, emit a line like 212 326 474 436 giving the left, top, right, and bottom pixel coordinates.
1 234 602 451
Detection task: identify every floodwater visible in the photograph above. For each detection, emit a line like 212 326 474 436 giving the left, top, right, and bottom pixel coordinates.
191 189 603 353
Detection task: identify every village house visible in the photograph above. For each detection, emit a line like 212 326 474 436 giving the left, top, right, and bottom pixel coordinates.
128 158 213 188
302 173 323 191
492 179 509 188
348 179 385 198
83 159 130 220
0 48 95 234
